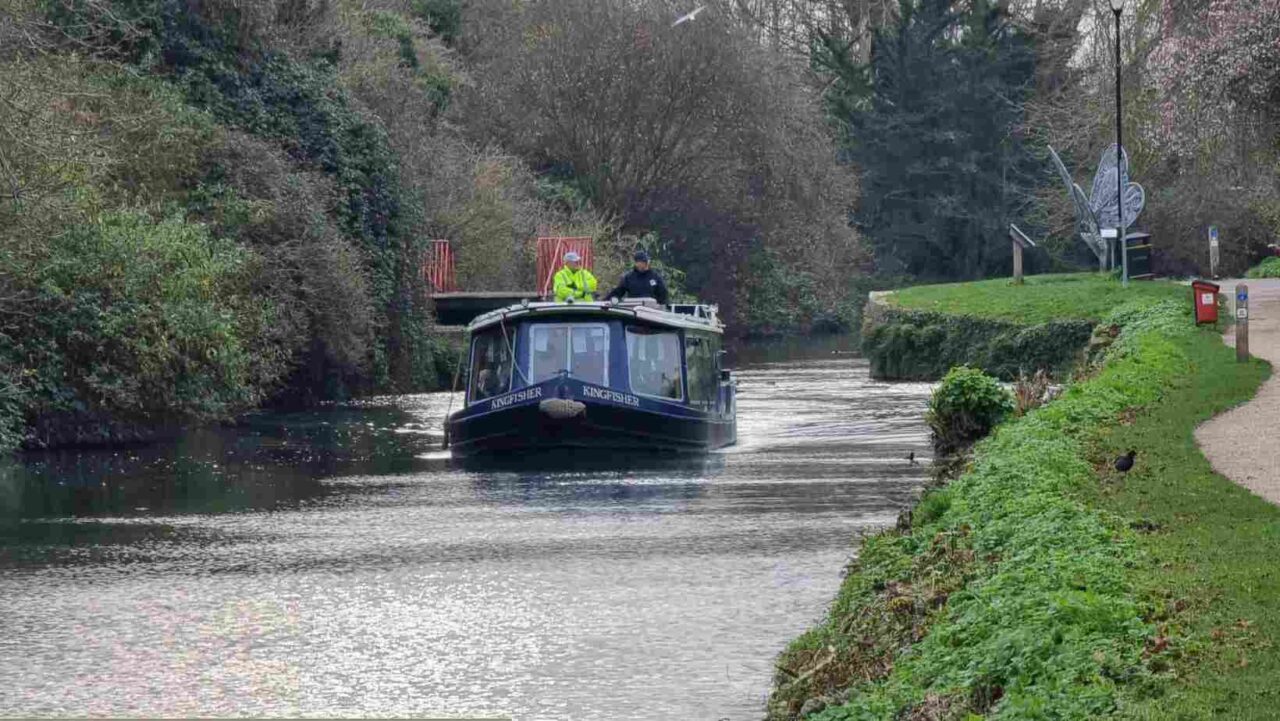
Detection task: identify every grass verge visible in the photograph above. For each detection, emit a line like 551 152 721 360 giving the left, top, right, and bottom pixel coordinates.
888 274 1186 325
772 296 1271 720
1080 334 1277 719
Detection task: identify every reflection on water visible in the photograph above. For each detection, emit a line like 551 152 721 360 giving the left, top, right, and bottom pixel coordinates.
0 343 933 721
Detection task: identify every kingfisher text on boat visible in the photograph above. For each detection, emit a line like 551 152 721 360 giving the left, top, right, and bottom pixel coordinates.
446 299 737 457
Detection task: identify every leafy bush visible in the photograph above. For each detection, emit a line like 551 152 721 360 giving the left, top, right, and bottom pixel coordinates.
926 366 1015 454
0 55 304 444
0 53 218 237
194 131 376 398
4 210 277 446
43 0 439 395
773 298 1199 720
0 371 25 454
354 7 453 113
737 245 827 335
1245 256 1280 278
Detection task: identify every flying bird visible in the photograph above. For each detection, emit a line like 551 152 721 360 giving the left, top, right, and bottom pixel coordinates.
1114 450 1136 473
672 5 706 27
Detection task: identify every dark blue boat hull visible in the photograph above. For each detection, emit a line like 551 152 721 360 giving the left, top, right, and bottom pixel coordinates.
447 379 735 457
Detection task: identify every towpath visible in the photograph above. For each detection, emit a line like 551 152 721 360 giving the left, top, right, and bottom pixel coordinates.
1195 278 1280 502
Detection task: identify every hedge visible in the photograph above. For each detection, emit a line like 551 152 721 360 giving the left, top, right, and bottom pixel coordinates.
861 304 1094 381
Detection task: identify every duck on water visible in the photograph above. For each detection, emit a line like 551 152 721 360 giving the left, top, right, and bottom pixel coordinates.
445 298 738 457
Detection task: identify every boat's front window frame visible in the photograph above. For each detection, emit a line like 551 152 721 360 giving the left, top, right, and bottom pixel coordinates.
684 333 717 409
625 325 684 402
527 322 610 386
468 327 514 404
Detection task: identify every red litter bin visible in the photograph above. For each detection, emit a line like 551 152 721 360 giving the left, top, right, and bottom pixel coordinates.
1192 280 1220 324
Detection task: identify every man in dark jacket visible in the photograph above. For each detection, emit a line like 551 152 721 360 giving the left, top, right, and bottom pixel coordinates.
607 250 670 305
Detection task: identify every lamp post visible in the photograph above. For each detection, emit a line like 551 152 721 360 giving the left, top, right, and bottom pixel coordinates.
1111 0 1127 287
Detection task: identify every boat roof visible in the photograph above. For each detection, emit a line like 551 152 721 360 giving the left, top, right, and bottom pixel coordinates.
465 300 724 334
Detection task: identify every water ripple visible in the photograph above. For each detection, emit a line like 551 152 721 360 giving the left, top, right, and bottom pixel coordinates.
0 342 932 720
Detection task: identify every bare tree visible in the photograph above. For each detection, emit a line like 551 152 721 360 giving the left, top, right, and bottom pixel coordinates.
459 0 863 321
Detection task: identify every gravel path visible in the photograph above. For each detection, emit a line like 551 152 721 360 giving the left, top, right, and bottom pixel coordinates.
1195 278 1280 502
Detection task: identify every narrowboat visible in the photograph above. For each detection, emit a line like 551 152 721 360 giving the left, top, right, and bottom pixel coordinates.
445 299 737 457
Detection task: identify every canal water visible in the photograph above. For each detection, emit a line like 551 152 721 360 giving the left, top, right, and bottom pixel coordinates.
0 339 933 720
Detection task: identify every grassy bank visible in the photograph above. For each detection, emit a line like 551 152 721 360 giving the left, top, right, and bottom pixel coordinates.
1083 339 1280 719
887 274 1187 324
772 280 1273 719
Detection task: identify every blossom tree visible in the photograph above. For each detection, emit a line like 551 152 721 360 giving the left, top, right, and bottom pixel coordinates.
1148 0 1280 160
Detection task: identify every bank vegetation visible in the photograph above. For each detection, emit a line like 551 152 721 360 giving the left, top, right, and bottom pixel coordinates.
775 279 1280 719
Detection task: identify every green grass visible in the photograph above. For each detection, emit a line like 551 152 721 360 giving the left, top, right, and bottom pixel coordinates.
774 296 1277 720
888 273 1187 325
1244 257 1280 279
1078 335 1278 720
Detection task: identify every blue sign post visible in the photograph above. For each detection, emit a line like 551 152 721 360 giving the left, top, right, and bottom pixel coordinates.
1236 283 1249 363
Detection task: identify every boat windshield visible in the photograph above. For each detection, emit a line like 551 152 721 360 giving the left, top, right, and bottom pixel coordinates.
469 328 513 402
528 323 609 385
626 326 682 400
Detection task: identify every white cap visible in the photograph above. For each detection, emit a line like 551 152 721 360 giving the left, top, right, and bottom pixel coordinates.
564 251 581 262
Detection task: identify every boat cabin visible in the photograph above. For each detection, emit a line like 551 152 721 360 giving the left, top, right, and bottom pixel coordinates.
447 299 736 455
467 301 726 408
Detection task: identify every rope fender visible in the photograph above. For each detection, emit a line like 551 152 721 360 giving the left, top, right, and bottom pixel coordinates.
539 398 586 420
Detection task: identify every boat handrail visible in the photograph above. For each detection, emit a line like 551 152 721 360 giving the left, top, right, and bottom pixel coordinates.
465 299 723 334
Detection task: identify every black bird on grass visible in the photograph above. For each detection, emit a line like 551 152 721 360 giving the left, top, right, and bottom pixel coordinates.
1114 450 1136 473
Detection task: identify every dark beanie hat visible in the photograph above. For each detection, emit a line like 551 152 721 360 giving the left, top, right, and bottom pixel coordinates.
634 250 650 262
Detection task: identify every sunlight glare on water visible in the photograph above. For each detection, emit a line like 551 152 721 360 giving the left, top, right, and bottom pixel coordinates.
0 341 932 720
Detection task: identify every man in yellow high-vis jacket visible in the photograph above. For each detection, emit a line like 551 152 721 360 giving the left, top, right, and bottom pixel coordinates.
553 251 597 302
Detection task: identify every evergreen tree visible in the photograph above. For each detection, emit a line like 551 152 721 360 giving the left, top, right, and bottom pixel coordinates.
819 0 1041 280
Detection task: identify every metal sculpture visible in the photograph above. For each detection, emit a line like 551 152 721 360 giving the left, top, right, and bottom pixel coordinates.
1089 145 1145 231
1048 144 1145 269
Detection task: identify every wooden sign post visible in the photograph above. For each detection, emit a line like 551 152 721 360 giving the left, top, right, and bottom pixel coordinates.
1236 283 1250 363
1009 224 1037 285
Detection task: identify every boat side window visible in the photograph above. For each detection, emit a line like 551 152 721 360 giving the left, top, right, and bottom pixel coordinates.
469 328 512 402
529 324 609 385
685 335 716 409
626 326 682 400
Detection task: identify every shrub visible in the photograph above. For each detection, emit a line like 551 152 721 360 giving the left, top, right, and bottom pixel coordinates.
196 131 376 398
0 55 301 444
43 0 440 395
0 370 25 454
736 245 826 335
0 53 218 239
1013 368 1052 416
349 7 453 113
926 366 1014 454
1245 256 1280 278
6 210 278 446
